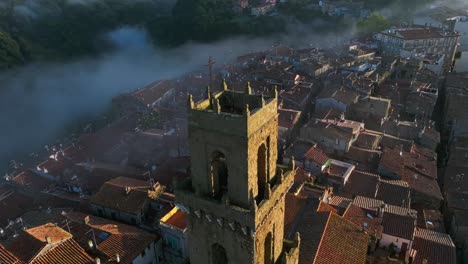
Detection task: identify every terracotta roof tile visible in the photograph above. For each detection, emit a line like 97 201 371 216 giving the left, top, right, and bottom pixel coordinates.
0 244 23 264
376 179 411 207
343 170 379 198
304 146 330 166
91 176 151 215
352 196 384 211
26 223 72 244
161 208 187 231
343 204 383 239
317 201 338 214
278 108 301 129
132 80 175 106
11 170 54 192
32 239 93 264
328 196 353 210
6 223 92 264
412 228 456 264
313 213 369 264
62 211 158 264
284 193 308 236
0 187 35 226
294 207 330 263
382 212 416 240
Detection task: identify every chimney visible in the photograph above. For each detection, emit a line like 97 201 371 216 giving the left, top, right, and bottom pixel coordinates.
84 215 90 225
378 204 386 218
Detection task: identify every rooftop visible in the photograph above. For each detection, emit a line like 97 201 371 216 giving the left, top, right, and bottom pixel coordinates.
160 207 187 231
91 176 159 215
412 228 456 264
313 213 369 264
343 170 379 198
379 26 459 40
343 204 383 239
132 80 175 106
383 211 416 241
304 145 330 166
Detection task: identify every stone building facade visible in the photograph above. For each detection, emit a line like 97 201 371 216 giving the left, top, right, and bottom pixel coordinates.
175 83 300 264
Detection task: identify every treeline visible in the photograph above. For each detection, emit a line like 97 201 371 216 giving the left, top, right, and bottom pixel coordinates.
0 0 437 70
0 0 290 69
0 0 171 69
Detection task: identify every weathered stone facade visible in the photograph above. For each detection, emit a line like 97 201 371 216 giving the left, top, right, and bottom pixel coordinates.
175 83 299 264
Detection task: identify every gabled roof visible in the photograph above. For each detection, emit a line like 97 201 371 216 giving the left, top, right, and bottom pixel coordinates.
412 228 456 264
0 244 23 264
31 239 93 264
382 212 416 241
376 179 410 207
284 193 308 237
304 146 330 166
6 223 93 264
91 176 151 215
343 204 383 239
160 207 187 231
313 213 369 264
61 211 158 264
132 80 174 106
278 108 301 129
352 196 384 211
317 201 338 214
343 170 379 198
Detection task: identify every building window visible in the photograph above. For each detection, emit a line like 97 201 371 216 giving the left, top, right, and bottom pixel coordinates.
210 151 228 200
264 232 273 264
211 243 228 264
257 143 268 204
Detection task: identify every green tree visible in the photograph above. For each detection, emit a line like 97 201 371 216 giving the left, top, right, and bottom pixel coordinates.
0 31 23 69
357 13 390 34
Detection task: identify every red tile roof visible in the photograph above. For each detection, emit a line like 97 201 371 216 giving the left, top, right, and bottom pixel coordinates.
162 208 187 230
278 108 301 129
0 186 35 226
412 228 456 264
32 239 93 264
293 205 330 263
11 170 54 192
317 201 338 214
0 244 23 264
62 211 158 264
280 85 312 107
132 80 175 106
26 223 72 244
382 213 416 240
6 223 93 264
343 170 379 198
91 176 151 215
379 147 442 200
304 146 330 166
313 213 369 264
343 204 383 239
376 179 410 207
284 193 307 236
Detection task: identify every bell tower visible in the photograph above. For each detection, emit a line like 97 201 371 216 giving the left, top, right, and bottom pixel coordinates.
176 82 300 264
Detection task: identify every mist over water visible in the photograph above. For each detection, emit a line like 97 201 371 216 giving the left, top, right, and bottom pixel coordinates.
0 0 446 174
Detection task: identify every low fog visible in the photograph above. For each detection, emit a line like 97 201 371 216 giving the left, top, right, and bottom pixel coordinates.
0 0 447 173
0 25 357 173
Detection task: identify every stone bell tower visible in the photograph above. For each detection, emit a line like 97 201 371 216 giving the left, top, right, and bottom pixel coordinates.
175 81 300 264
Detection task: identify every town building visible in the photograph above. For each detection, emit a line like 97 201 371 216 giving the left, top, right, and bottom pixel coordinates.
175 84 300 263
374 25 460 73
